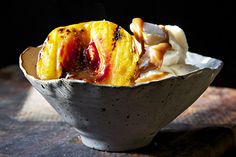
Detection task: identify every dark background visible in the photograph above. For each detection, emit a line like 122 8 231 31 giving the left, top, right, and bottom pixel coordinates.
2 0 235 87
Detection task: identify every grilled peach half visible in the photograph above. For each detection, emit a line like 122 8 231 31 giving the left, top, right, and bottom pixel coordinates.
37 21 140 86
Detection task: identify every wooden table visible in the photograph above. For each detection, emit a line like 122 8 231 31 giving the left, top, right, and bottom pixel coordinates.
0 65 236 157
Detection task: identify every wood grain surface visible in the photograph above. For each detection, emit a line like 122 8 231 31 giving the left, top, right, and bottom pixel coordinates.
0 65 236 157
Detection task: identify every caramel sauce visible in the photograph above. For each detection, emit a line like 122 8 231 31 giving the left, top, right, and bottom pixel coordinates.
130 19 171 86
135 72 168 84
131 18 145 56
149 43 171 68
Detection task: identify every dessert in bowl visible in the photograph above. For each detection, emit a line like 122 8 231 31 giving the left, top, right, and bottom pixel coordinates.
19 18 223 151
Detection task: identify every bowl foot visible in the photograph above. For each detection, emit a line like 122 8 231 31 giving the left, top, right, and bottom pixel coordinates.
80 135 153 152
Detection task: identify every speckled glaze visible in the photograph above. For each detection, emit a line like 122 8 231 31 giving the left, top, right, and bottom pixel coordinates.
19 46 223 151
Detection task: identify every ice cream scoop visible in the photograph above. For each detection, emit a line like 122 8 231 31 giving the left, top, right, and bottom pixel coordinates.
130 18 196 84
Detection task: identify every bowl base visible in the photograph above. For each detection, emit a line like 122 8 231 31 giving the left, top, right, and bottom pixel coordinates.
80 135 153 152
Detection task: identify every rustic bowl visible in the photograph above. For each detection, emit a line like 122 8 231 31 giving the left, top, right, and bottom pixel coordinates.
19 46 223 151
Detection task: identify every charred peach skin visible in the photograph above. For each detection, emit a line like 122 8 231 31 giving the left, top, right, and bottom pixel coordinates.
37 22 91 80
37 21 140 86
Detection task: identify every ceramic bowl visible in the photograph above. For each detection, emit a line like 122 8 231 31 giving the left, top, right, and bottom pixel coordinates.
19 46 223 151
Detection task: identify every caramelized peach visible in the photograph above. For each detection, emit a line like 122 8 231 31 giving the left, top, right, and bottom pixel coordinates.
37 21 140 86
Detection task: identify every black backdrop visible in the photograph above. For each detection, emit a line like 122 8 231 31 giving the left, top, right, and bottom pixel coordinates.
2 0 235 87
